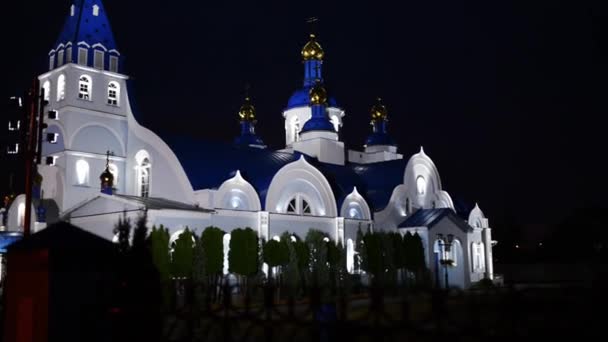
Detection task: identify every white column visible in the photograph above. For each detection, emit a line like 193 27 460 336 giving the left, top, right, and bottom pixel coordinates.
258 211 269 241
483 227 494 279
335 217 345 245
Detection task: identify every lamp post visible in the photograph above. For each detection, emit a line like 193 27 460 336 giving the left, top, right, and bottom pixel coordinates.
437 233 454 290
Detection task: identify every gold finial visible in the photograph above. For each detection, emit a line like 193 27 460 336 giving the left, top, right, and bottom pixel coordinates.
238 88 256 121
302 18 324 61
309 79 328 105
370 97 388 122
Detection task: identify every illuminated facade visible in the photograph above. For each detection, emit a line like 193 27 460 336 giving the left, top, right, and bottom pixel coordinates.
4 0 494 288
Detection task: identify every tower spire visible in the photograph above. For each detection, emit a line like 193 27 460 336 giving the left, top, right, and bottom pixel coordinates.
50 0 121 71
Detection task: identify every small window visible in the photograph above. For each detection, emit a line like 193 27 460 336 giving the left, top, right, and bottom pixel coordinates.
93 4 100 16
49 55 55 70
57 50 64 67
45 156 56 165
66 46 72 63
78 48 88 66
48 110 58 120
94 50 104 70
107 82 119 106
7 143 19 154
8 120 20 131
78 75 92 100
70 4 75 16
109 56 119 73
46 133 58 144
57 75 66 101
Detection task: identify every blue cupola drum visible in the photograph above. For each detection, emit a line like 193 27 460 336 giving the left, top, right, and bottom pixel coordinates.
365 98 396 146
300 80 335 133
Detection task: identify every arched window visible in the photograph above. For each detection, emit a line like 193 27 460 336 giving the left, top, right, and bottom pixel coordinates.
107 82 120 106
346 239 355 273
223 233 231 275
405 198 411 215
416 175 426 195
346 202 364 219
76 159 89 185
330 115 340 132
285 194 314 215
57 74 66 101
135 151 151 198
78 75 92 100
472 242 486 273
291 117 300 143
42 81 51 102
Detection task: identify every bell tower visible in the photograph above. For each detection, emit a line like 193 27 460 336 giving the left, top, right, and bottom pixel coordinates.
37 0 129 212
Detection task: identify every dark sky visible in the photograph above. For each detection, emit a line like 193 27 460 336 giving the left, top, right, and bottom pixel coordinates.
1 0 603 237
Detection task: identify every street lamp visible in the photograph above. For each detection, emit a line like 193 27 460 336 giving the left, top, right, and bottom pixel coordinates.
437 233 454 289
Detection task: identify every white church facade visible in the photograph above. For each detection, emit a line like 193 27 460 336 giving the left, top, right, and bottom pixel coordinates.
4 0 495 288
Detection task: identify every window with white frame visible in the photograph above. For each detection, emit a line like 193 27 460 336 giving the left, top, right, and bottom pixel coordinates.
57 49 64 67
7 144 19 154
107 82 119 106
66 46 72 63
109 56 119 72
57 74 66 101
416 175 426 195
94 50 104 70
472 242 486 273
78 75 92 100
93 4 100 16
8 120 20 131
42 81 51 102
75 159 90 185
49 54 55 70
138 158 151 198
46 133 58 144
78 47 88 65
284 194 313 215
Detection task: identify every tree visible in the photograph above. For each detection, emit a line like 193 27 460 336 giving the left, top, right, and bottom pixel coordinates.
305 229 330 289
280 232 301 296
355 227 367 273
114 211 131 254
229 228 259 289
392 232 406 284
411 232 426 272
263 239 288 281
200 226 224 302
171 228 195 278
132 210 148 250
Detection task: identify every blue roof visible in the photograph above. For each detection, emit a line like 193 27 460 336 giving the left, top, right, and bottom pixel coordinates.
160 135 297 205
0 232 23 253
286 87 339 110
55 0 119 52
399 208 473 233
161 133 407 212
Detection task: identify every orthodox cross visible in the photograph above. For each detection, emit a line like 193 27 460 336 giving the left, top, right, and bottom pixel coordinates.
105 150 114 168
306 17 319 34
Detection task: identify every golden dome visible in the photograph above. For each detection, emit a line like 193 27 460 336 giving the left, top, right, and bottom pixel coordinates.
370 98 388 121
100 166 114 184
238 96 256 121
309 80 328 105
301 33 324 61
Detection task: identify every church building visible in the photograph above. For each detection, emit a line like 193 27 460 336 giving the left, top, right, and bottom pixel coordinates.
4 0 495 288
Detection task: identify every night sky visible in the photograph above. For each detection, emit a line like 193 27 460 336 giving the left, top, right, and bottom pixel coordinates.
1 0 602 240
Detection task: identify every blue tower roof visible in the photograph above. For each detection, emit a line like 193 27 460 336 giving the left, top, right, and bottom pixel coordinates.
50 1 122 72
54 1 119 52
287 87 339 110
